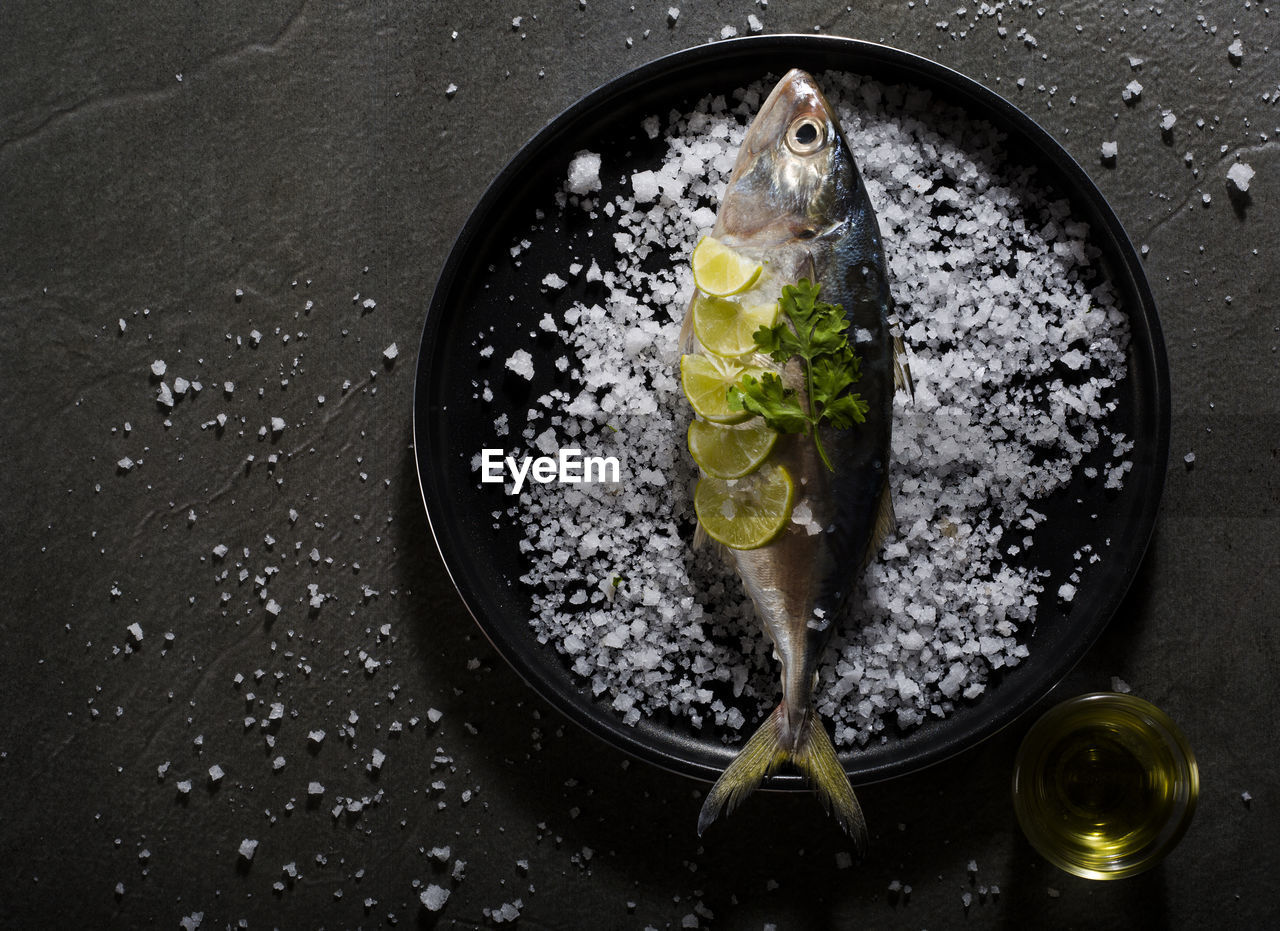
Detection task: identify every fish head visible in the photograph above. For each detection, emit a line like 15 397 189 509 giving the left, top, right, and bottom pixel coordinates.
716 69 861 247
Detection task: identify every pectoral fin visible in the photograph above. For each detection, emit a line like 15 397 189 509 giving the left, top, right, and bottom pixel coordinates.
890 322 914 399
865 478 896 566
892 332 914 399
678 296 697 353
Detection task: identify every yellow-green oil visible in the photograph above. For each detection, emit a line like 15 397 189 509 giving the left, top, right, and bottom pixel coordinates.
1013 693 1197 879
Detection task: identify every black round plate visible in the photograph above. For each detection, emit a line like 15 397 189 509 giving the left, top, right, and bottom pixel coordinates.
412 36 1170 787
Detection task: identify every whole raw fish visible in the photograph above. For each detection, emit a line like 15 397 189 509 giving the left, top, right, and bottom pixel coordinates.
684 69 906 850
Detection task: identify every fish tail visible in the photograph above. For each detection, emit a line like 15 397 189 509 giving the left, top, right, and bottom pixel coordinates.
696 703 868 852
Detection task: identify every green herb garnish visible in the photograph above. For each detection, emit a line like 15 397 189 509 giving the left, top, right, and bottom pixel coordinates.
727 278 868 472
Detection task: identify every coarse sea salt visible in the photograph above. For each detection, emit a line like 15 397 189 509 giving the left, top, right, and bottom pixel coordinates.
488 72 1131 748
566 150 603 196
420 884 450 911
1226 162 1255 194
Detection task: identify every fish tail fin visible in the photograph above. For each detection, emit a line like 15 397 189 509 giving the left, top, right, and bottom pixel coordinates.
696 704 868 852
793 709 869 851
696 705 788 836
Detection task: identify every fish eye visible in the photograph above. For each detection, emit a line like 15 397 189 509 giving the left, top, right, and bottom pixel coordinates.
786 116 826 155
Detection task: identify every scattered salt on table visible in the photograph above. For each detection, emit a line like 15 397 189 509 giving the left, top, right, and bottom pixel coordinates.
420 884 450 911
1226 162 1255 194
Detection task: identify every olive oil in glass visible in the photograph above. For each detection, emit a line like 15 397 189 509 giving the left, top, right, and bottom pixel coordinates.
1012 692 1198 879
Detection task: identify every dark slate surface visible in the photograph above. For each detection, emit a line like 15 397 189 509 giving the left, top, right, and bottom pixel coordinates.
1 2 1275 928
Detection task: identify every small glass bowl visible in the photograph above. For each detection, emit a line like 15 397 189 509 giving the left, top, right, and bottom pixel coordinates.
1011 692 1198 880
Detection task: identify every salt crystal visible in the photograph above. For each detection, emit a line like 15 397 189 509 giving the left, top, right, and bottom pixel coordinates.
208 764 224 784
505 349 535 380
445 83 458 98
1122 80 1142 102
151 360 166 377
383 342 399 361
566 150 603 195
420 884 450 911
667 7 680 24
1100 140 1118 162
631 170 660 203
1227 38 1243 64
238 838 258 861
127 622 144 643
1226 162 1255 194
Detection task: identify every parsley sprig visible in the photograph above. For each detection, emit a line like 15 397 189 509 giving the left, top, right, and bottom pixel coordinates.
727 278 868 472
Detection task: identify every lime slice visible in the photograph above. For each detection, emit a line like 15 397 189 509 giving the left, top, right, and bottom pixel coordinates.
692 293 779 358
691 236 762 297
680 353 762 424
687 418 777 479
694 464 795 550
